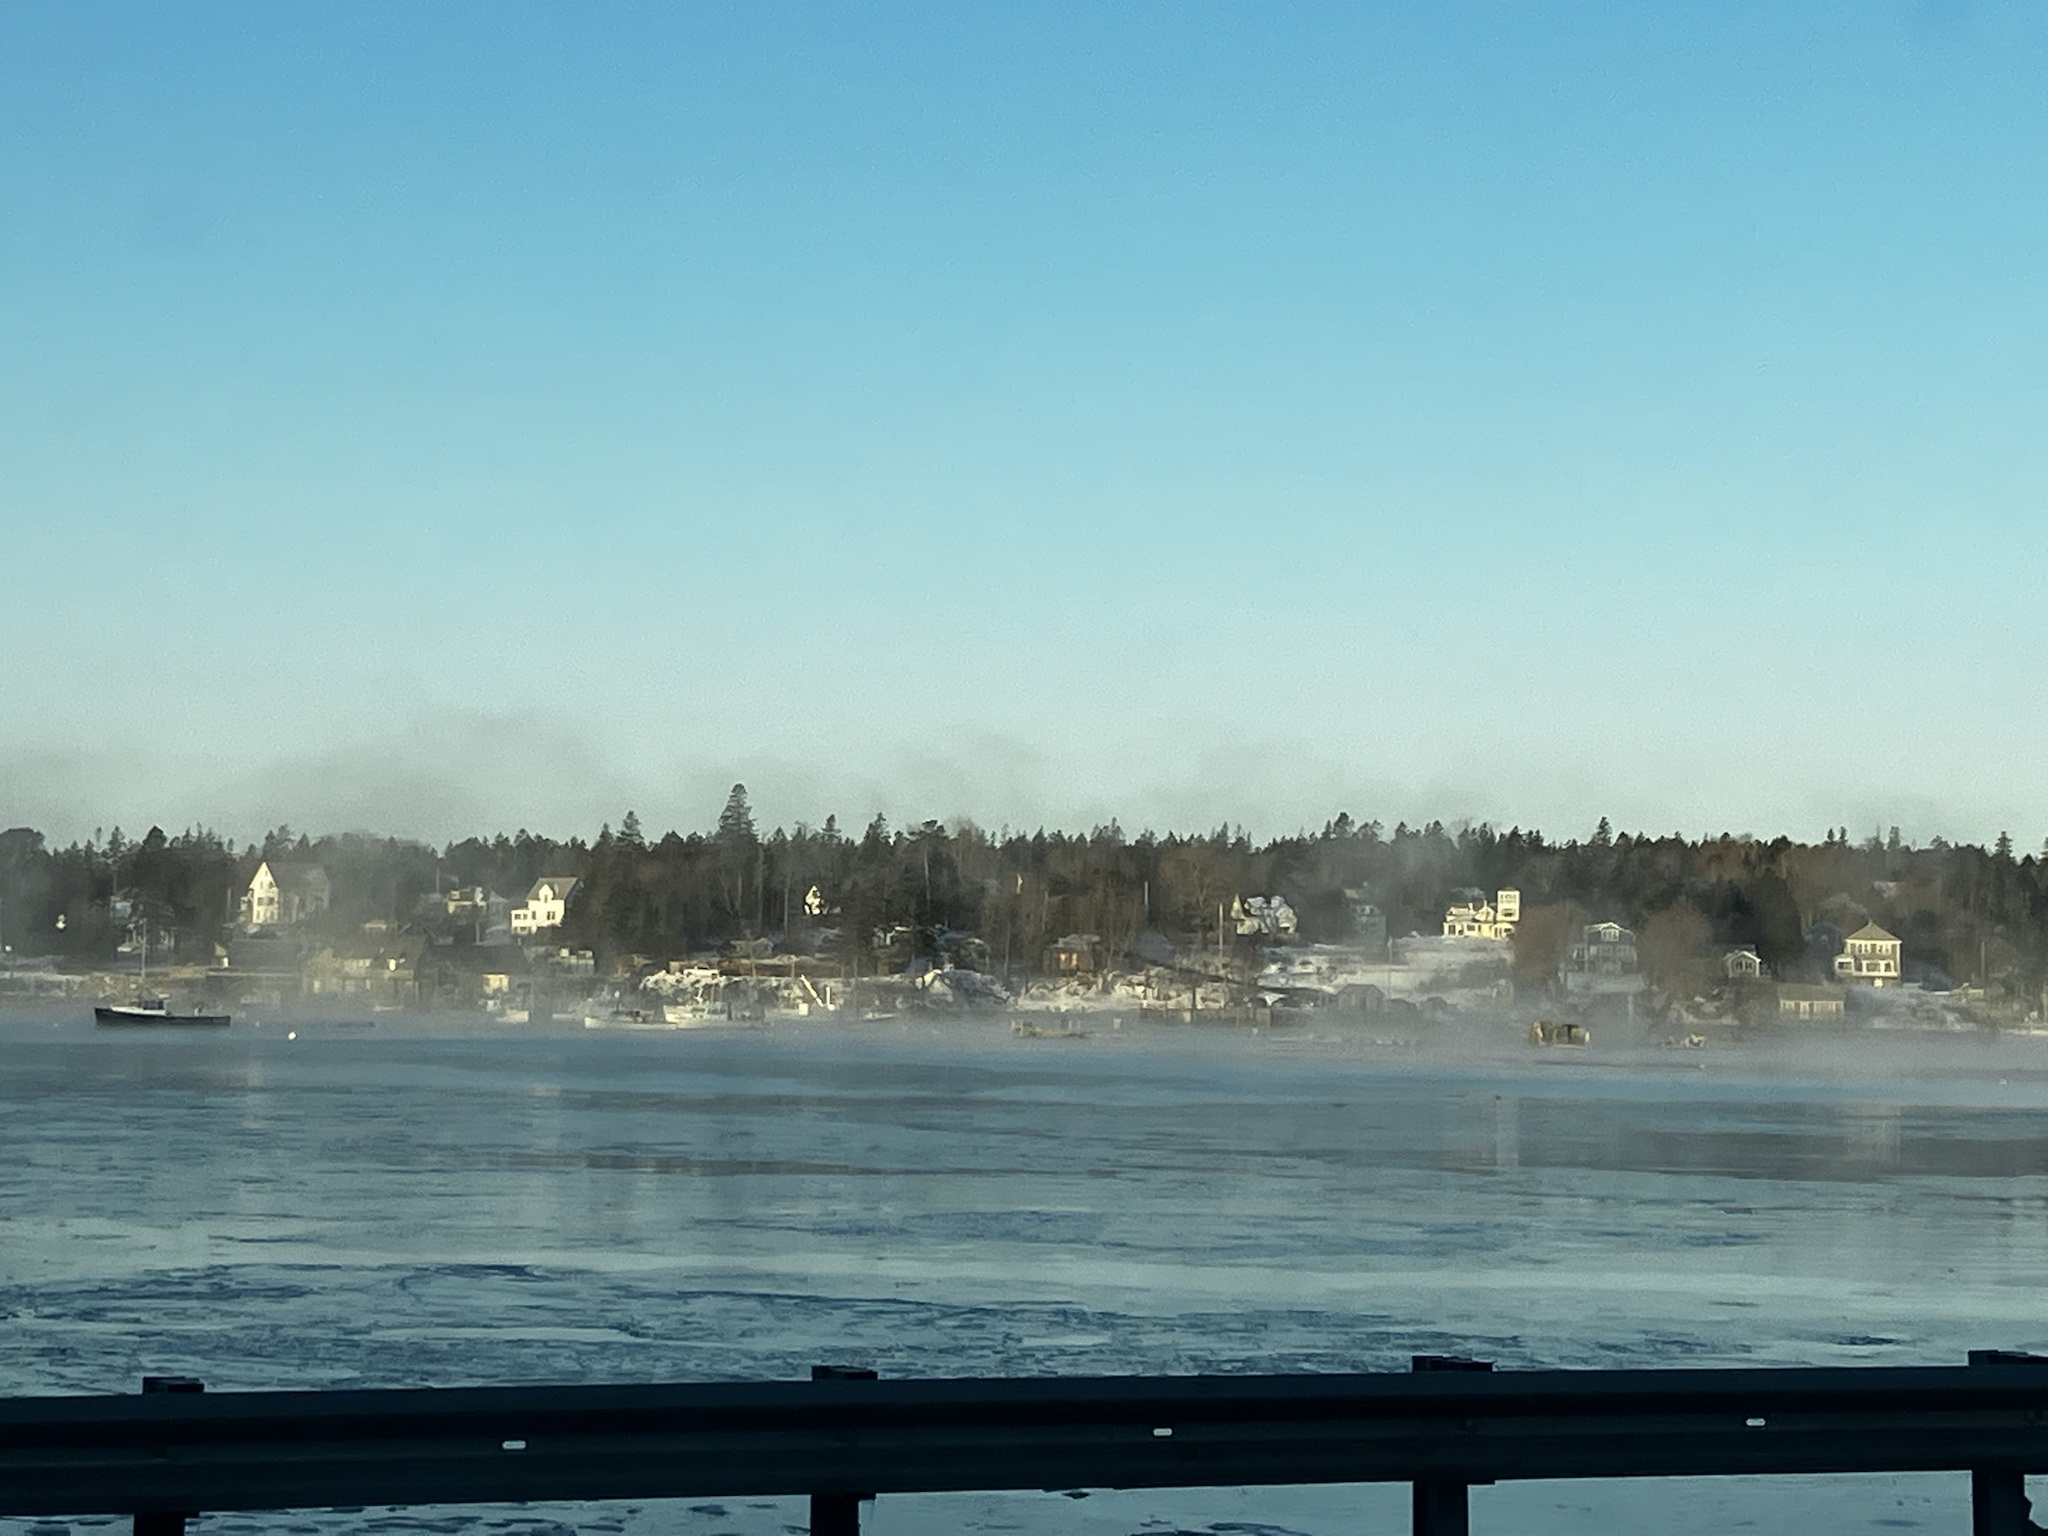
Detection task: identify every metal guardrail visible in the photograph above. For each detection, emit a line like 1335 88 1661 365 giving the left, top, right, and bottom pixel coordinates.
3 1355 2047 1536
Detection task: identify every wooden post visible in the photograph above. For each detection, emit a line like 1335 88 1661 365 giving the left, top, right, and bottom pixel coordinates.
1411 1356 1491 1536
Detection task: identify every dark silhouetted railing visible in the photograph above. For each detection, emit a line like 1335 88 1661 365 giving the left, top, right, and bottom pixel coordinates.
2 1354 2046 1536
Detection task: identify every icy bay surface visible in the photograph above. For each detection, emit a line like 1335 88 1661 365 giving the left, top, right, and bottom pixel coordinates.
3 1013 2047 1535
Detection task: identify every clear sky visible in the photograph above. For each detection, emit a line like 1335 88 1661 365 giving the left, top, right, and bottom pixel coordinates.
3 3 2044 847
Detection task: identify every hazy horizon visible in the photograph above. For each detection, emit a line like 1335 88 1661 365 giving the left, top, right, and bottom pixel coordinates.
5 4 2044 846
2 781 2030 861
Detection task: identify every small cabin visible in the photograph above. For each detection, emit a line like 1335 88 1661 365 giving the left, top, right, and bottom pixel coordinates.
1724 948 1765 982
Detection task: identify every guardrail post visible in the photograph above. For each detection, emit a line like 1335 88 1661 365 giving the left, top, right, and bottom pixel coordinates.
1411 1356 1491 1536
1412 1477 1468 1536
1973 1471 2036 1536
810 1366 877 1536
134 1377 204 1536
1969 1353 2048 1536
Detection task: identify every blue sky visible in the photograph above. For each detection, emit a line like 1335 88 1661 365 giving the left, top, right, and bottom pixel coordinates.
2 3 2044 845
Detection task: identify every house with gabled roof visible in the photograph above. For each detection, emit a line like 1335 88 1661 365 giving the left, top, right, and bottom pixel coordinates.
1833 922 1902 987
239 861 331 930
510 876 579 936
1724 946 1766 982
1574 921 1637 975
1443 889 1520 940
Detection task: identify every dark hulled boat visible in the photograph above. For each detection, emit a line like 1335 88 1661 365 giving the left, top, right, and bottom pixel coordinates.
95 997 231 1028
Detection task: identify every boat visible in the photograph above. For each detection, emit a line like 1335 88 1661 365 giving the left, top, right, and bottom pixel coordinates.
576 1001 749 1030
93 927 229 1027
1529 1019 1589 1047
662 999 757 1027
96 998 231 1028
582 1005 667 1030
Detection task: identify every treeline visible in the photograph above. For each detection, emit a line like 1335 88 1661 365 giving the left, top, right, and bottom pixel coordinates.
0 824 441 963
3 796 2045 993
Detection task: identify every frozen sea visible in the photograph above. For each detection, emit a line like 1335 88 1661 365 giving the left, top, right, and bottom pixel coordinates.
4 1011 2048 1536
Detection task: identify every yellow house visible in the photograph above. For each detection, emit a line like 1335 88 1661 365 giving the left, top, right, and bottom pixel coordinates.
1443 889 1520 940
1833 922 1902 987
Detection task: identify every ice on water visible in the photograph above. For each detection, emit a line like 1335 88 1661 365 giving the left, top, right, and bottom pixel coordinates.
3 1014 2045 1535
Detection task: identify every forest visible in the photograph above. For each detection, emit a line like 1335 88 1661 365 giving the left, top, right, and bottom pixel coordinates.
2 790 2044 999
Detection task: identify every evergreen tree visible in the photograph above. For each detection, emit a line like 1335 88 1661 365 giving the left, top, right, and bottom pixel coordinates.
716 785 756 849
714 785 759 928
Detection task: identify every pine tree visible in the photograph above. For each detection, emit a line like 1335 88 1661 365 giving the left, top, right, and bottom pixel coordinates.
714 785 758 929
716 785 756 850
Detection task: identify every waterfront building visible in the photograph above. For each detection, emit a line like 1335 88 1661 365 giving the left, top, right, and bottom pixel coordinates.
1777 983 1847 1019
510 876 579 936
1443 889 1520 940
1833 923 1902 987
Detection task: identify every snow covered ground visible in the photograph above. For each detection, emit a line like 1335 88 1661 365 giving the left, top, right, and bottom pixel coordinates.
1255 937 1511 1005
1 1012 2044 1535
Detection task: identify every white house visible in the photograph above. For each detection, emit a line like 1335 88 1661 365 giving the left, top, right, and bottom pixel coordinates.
1233 895 1299 938
510 876 579 937
239 861 331 930
1443 889 1520 941
1833 922 1902 987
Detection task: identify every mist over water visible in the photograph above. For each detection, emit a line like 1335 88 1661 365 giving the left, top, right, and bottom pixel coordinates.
2 1014 2043 1535
8 10 2044 1536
